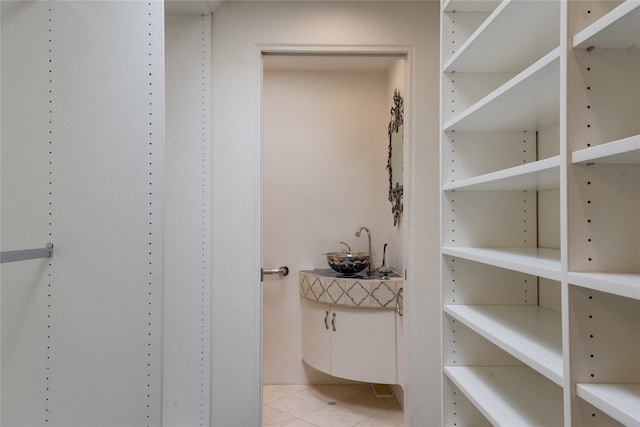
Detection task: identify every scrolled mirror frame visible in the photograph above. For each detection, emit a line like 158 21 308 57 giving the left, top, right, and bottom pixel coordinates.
387 89 404 226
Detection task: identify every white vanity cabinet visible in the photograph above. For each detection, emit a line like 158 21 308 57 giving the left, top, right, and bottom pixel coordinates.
301 298 397 384
299 269 402 384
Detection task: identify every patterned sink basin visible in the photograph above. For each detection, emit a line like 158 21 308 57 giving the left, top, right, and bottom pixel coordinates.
325 252 370 276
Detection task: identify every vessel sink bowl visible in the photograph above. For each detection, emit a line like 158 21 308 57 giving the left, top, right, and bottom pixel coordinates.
325 252 370 275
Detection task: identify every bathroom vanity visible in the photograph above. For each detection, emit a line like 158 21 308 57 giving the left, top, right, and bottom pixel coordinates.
299 269 403 384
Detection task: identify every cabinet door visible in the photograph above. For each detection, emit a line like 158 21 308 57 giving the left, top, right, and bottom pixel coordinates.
301 298 331 374
331 306 397 384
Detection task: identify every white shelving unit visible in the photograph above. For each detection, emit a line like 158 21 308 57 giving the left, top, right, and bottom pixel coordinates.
443 156 561 192
571 135 640 165
444 305 563 385
576 383 640 426
442 247 561 281
442 0 559 73
443 48 560 132
568 2 640 425
440 0 639 425
568 272 639 301
445 366 564 427
572 1 640 50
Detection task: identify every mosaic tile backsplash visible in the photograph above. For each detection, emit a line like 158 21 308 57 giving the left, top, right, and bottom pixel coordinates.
300 269 403 309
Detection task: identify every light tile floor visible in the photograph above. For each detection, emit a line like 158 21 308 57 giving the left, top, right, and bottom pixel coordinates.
263 384 404 427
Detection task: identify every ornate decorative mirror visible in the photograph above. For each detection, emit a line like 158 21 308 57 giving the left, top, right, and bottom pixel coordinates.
387 89 404 226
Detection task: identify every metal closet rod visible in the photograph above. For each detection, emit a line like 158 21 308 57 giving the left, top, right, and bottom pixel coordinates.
0 242 54 264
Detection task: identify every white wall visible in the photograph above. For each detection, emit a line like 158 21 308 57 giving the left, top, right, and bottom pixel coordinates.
211 2 441 425
1 2 164 425
262 68 399 384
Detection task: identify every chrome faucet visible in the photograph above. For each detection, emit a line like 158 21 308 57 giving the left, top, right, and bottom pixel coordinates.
355 226 373 276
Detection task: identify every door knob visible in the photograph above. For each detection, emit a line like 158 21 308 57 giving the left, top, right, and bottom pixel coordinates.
261 266 289 281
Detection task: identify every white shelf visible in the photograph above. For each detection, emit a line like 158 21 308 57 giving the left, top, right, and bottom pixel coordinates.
569 272 640 301
444 304 563 385
577 383 640 426
573 1 640 50
442 247 562 281
443 0 560 72
572 135 640 165
444 48 560 132
444 366 564 427
444 156 560 191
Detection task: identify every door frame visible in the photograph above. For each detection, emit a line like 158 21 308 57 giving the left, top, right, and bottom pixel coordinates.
257 44 413 425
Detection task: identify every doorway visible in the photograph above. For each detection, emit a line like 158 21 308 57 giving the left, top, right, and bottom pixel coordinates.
261 52 406 425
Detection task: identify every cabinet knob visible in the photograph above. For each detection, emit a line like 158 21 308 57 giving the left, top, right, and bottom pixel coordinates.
324 311 329 330
331 312 337 331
